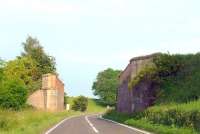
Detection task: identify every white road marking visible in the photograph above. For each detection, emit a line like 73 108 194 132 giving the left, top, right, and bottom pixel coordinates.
85 115 99 133
99 115 152 134
45 115 82 134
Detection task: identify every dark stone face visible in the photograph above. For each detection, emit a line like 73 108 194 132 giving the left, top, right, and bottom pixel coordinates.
117 54 158 114
117 80 132 113
117 79 158 114
131 79 158 113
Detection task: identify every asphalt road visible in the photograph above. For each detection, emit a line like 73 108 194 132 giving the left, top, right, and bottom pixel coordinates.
46 115 144 134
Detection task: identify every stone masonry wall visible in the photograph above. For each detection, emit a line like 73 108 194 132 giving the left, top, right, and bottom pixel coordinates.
28 73 64 111
117 53 158 114
27 90 45 110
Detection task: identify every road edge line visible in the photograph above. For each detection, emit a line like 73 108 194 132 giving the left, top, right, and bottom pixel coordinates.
45 114 83 134
99 115 152 134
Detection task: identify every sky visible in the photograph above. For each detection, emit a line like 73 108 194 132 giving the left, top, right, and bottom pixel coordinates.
0 0 200 97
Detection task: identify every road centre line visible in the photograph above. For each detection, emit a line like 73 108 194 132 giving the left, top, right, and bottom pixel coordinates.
85 115 99 133
45 115 83 134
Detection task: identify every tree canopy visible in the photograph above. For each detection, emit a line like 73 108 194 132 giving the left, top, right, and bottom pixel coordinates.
0 58 5 82
21 36 56 76
92 68 121 105
0 36 58 110
3 56 40 93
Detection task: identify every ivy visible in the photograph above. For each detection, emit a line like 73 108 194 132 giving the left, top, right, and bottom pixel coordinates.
128 64 158 90
128 53 185 90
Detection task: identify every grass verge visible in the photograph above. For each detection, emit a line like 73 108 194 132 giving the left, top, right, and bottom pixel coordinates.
0 98 106 134
103 100 200 134
0 108 82 134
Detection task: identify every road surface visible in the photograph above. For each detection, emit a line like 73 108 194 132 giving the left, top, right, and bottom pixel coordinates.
46 115 145 134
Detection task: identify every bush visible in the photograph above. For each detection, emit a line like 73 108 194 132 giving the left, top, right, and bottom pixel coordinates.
0 59 4 82
0 79 28 110
128 53 200 103
72 96 88 112
130 100 200 132
155 53 200 103
104 109 198 134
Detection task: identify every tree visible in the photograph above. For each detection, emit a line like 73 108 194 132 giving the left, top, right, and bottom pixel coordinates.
0 58 5 82
92 68 121 105
3 56 40 93
0 78 28 110
21 36 56 77
72 96 88 112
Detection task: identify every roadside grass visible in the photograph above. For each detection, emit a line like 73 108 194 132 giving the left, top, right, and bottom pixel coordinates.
0 98 106 134
103 100 200 134
0 108 82 134
104 110 197 134
86 99 107 113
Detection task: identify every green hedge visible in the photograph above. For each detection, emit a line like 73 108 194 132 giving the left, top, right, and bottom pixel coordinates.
128 53 200 103
104 109 197 134
0 79 28 110
132 100 200 132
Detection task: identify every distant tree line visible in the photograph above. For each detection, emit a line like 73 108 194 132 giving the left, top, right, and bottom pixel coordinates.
0 36 56 110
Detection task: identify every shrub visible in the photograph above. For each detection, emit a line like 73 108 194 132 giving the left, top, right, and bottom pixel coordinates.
104 109 198 134
72 96 88 112
0 59 4 82
155 53 200 103
131 100 200 132
153 53 185 77
128 64 159 90
0 79 28 110
128 53 200 103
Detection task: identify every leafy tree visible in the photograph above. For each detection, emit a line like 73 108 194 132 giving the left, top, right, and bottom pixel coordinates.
72 96 88 112
92 68 121 105
3 56 40 93
0 78 28 110
0 37 58 110
21 36 56 77
0 58 5 82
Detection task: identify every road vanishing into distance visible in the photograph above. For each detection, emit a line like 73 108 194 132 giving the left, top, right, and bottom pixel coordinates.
46 115 146 134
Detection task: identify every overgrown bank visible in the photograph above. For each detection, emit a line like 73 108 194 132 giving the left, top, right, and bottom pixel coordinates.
104 100 200 134
105 53 200 134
